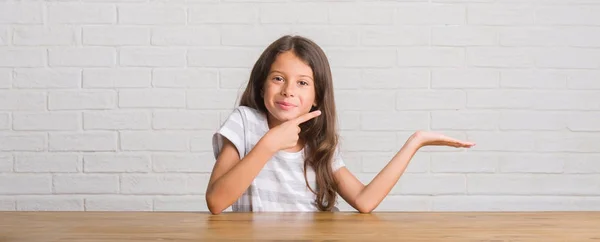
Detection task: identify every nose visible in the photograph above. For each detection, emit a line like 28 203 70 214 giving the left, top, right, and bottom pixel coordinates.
281 81 295 97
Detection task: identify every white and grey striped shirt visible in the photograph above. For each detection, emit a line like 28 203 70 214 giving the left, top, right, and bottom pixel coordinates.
212 106 345 212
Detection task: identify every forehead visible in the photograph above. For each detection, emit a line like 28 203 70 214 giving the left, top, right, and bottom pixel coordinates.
269 51 313 77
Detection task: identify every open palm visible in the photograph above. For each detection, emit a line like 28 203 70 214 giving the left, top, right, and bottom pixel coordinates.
412 131 475 148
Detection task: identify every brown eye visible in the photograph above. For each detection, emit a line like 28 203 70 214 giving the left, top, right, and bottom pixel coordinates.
299 81 308 86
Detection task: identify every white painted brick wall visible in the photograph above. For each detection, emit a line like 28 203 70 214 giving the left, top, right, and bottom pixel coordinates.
1 1 599 213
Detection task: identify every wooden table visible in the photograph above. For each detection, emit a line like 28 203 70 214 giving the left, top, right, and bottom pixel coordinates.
1 211 599 241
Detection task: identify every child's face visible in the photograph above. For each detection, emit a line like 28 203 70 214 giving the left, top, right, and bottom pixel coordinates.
263 51 316 126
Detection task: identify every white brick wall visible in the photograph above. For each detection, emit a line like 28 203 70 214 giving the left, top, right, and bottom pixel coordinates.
1 1 599 213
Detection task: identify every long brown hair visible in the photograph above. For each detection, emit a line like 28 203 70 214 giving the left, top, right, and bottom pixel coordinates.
238 35 339 211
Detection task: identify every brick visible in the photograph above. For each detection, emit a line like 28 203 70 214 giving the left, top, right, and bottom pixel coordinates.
49 90 116 110
0 154 12 172
153 110 219 130
153 153 215 172
498 153 565 173
0 26 7 46
396 4 465 25
432 196 597 212
0 48 45 67
432 26 497 46
222 25 292 47
118 4 185 24
189 4 257 24
536 6 600 25
48 3 116 24
54 174 119 194
397 47 464 67
121 174 210 195
154 196 209 212
337 151 361 173
15 153 81 172
467 47 534 68
291 26 359 47
468 4 534 25
432 69 499 88
363 151 429 173
535 48 600 69
468 174 600 195
0 112 9 130
0 175 51 194
327 49 396 68
120 47 185 67
330 3 394 24
467 90 533 109
501 70 567 89
568 112 600 131
188 48 261 68
338 111 360 131
568 70 600 89
394 174 466 195
187 90 240 109
361 111 429 131
500 27 567 47
431 111 498 130
467 131 535 152
119 89 185 108
17 197 83 211
219 68 251 89
49 132 117 152
14 68 80 88
84 111 151 130
83 26 149 46
13 26 77 46
331 68 361 89
361 26 428 46
83 68 151 88
0 198 15 210
85 196 153 211
190 131 212 152
335 90 395 111
49 47 116 67
0 68 10 88
153 69 218 88
535 132 600 153
0 90 46 111
397 90 466 110
0 133 46 151
260 3 327 24
566 27 600 47
84 153 150 172
499 111 566 130
565 154 600 174
533 91 600 110
152 26 219 46
431 152 497 173
13 112 80 131
338 131 397 152
0 3 43 24
121 131 189 151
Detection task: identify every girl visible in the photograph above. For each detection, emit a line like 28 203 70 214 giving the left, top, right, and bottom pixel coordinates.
207 35 475 214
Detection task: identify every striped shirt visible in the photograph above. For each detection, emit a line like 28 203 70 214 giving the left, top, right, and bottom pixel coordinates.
212 106 345 212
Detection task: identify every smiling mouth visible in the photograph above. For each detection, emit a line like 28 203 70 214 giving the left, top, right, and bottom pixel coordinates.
276 101 296 110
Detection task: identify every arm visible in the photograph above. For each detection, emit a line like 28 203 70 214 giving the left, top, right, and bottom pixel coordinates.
205 138 277 215
334 131 475 213
206 111 322 215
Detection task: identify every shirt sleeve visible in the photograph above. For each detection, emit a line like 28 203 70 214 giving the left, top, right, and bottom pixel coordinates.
212 107 245 160
331 146 346 172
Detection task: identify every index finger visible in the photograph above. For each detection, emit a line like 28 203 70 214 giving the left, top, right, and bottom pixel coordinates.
294 110 321 125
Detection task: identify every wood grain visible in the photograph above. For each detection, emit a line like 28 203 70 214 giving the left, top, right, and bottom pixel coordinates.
1 211 599 241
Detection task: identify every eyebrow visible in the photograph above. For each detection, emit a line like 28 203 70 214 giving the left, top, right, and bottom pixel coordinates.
270 70 314 80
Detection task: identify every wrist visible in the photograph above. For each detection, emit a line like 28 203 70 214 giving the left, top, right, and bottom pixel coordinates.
407 131 425 149
258 134 279 154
